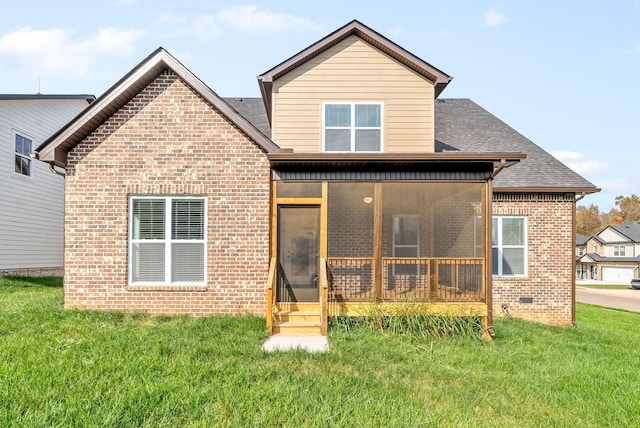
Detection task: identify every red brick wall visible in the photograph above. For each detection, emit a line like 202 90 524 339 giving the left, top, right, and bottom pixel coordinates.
492 193 575 325
63 70 271 316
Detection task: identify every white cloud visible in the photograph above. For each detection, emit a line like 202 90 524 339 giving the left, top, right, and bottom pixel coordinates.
0 27 144 77
551 150 608 174
386 26 406 39
485 7 508 28
152 6 323 40
216 5 323 33
153 13 220 40
599 178 630 192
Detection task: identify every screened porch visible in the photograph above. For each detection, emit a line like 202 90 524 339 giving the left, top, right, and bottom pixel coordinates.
271 181 489 308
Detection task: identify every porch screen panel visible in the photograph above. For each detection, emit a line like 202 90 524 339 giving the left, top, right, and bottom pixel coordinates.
327 183 375 300
381 182 486 300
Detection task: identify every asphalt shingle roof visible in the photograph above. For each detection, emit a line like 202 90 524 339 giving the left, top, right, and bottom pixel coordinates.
433 98 596 190
609 222 640 243
223 97 597 191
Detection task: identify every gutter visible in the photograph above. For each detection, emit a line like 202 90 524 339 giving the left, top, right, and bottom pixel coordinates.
30 151 65 177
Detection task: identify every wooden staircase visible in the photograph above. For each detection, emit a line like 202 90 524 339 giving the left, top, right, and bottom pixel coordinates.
273 302 322 335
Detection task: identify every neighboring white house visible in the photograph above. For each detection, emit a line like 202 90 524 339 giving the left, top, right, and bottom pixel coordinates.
0 94 94 276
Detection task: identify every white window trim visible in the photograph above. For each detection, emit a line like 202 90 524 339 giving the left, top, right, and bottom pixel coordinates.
13 130 34 178
392 214 419 276
613 245 626 257
492 216 528 277
128 195 207 286
322 102 384 152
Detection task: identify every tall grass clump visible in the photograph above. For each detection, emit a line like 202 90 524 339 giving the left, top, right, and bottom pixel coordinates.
330 302 485 339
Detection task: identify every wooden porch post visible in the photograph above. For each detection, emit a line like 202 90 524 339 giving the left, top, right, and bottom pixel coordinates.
373 183 383 300
485 179 494 339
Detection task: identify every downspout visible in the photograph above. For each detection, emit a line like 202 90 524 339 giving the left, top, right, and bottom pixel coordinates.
490 159 506 179
571 193 585 326
485 160 505 337
48 163 66 177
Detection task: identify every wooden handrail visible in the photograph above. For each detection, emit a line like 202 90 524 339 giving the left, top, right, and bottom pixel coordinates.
319 257 329 336
266 256 277 335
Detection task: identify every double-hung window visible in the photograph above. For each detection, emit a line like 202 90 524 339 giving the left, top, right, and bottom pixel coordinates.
324 102 382 152
492 216 527 276
14 133 32 176
129 196 206 285
613 245 626 257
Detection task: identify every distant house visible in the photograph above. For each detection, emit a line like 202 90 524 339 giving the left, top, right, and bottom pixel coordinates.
0 94 94 276
35 20 597 335
577 222 640 283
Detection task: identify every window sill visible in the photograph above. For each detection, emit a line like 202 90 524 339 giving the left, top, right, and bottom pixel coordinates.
127 285 208 292
492 275 528 280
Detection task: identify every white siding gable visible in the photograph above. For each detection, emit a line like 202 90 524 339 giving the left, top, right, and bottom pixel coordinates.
0 98 89 270
597 227 630 243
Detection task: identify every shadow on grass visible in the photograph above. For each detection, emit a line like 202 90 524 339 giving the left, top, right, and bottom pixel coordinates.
0 276 62 288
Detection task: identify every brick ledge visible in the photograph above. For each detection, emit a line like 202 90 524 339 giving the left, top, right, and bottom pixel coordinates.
127 285 208 292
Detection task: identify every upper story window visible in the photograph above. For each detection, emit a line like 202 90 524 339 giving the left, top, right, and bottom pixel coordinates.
492 216 527 276
14 133 32 176
129 196 206 285
613 245 626 257
323 102 383 152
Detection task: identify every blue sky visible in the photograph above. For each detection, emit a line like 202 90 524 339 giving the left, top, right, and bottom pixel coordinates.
1 1 638 211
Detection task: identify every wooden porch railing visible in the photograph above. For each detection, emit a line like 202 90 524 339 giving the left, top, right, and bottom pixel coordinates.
327 256 485 302
266 256 277 335
319 257 329 335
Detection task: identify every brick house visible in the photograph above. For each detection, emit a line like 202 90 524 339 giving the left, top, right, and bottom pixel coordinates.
36 21 597 335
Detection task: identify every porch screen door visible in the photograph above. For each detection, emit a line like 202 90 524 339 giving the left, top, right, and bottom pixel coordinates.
277 206 320 302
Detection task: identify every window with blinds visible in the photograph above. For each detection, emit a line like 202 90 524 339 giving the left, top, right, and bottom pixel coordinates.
130 196 206 285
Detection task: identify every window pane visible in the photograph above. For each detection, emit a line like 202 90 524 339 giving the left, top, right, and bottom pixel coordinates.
325 104 351 127
492 218 498 245
492 248 499 275
355 104 380 127
132 242 165 282
355 129 381 151
172 199 204 240
172 243 204 282
502 218 524 245
503 248 525 275
15 155 30 175
15 135 31 156
133 199 165 239
325 129 350 151
394 216 418 246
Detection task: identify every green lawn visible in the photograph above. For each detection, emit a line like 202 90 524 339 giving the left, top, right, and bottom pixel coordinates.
578 283 634 290
2 276 640 427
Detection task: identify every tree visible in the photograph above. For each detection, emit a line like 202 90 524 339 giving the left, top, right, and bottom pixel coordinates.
576 204 604 236
614 194 640 222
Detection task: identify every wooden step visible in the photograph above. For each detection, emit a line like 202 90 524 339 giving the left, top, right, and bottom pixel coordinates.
274 310 320 323
272 302 323 335
273 320 322 335
274 302 320 312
